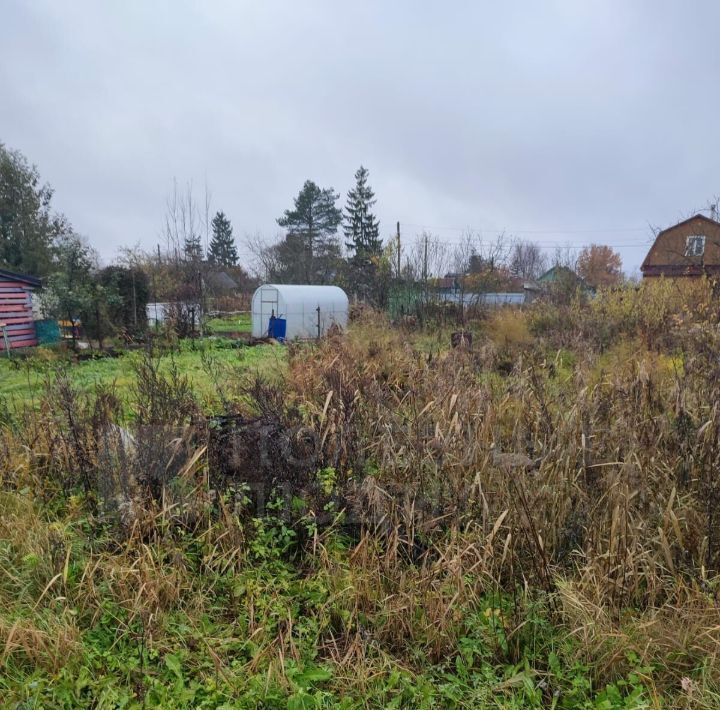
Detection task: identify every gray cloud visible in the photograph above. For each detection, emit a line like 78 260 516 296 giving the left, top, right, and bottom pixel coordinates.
2 0 720 273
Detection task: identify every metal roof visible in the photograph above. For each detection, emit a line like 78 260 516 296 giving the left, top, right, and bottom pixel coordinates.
0 268 41 288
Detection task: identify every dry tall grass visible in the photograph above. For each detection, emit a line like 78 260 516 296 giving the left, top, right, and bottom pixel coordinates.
286 297 720 697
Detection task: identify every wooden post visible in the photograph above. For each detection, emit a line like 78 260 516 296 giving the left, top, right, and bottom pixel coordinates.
153 244 161 328
0 323 9 358
131 270 138 329
197 270 204 338
423 233 429 322
396 221 401 278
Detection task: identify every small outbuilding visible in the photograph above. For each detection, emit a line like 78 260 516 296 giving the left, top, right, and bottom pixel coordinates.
534 265 594 296
205 270 239 296
251 284 349 340
0 268 41 350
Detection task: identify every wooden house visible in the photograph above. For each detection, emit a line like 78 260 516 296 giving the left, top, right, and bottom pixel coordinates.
526 265 594 298
641 214 720 278
0 268 41 350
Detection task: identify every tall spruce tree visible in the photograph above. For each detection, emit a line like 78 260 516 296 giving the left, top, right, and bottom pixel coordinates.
208 211 238 266
343 166 382 301
343 165 381 257
276 180 342 283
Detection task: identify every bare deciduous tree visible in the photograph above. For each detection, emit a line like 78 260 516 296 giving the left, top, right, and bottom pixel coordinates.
243 231 283 283
509 240 547 280
551 244 578 270
404 232 450 283
163 179 203 262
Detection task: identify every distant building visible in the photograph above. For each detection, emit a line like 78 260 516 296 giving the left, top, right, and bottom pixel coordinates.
0 268 41 350
435 272 527 306
440 289 527 307
541 265 592 292
641 214 720 278
537 265 584 287
146 301 201 327
205 270 239 296
522 266 593 302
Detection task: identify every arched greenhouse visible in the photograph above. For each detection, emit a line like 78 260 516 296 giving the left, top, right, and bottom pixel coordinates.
251 284 349 340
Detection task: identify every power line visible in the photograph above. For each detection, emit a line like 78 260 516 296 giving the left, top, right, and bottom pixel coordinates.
392 222 655 250
394 235 653 249
399 221 650 235
472 241 647 249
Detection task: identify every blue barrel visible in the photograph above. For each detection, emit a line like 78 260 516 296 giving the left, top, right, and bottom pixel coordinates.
268 317 286 340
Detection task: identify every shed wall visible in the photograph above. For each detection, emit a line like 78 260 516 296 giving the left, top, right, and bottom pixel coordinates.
0 276 37 350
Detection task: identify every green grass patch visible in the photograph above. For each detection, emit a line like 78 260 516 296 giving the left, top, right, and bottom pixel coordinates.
0 500 664 709
206 313 251 334
0 339 285 415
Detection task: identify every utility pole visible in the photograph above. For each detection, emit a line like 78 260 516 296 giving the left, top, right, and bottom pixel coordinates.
420 232 429 320
153 244 160 326
131 270 137 330
197 269 204 338
423 233 429 291
396 221 401 279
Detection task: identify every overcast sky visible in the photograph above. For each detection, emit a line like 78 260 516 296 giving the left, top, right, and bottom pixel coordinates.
2 1 720 274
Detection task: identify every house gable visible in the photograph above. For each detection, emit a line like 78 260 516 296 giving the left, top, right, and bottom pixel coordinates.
641 214 720 277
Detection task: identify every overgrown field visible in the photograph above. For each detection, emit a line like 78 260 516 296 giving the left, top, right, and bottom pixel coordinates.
2 279 720 707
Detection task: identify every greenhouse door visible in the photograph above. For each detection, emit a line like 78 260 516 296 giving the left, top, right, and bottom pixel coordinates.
259 286 279 337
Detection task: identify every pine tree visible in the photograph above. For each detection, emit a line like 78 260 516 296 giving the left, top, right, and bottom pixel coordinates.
276 180 342 283
208 211 238 266
343 166 381 257
183 232 203 261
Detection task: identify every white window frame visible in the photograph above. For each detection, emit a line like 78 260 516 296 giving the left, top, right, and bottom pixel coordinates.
685 235 706 257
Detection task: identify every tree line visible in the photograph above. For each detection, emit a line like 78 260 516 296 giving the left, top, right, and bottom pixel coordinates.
0 139 626 343
249 167 624 300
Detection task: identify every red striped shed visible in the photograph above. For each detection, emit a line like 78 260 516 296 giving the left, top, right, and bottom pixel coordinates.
0 269 41 350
